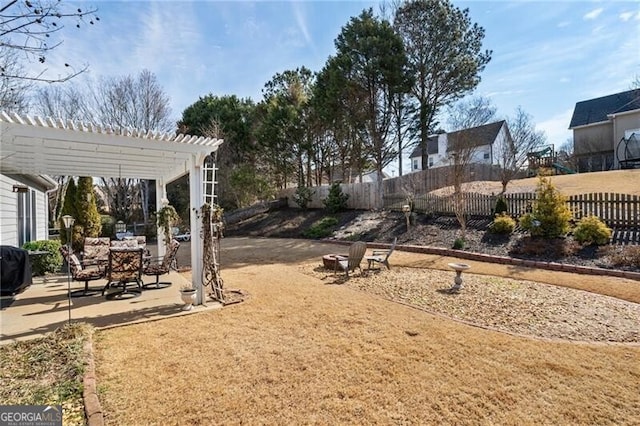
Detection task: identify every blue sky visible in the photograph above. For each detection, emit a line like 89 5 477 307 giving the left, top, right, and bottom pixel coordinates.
45 1 639 173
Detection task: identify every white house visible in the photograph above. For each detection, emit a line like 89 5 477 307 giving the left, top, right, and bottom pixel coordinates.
0 174 57 247
409 120 512 171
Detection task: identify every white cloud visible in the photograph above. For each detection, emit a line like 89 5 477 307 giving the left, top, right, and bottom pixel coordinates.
538 108 574 145
619 11 640 22
583 8 604 20
557 20 571 28
292 2 312 46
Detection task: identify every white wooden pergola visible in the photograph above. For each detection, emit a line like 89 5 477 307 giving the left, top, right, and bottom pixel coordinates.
0 111 223 305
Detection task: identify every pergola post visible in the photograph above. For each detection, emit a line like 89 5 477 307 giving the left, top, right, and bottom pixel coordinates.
189 155 205 305
155 178 167 259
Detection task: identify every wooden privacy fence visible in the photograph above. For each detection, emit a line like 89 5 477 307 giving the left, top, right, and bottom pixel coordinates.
279 182 381 210
383 192 640 228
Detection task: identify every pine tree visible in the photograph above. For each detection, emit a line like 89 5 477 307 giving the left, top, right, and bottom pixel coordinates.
519 176 572 238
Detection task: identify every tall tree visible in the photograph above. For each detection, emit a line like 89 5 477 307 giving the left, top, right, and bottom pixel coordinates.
257 67 315 189
179 94 259 209
394 0 492 170
499 106 546 193
329 8 411 202
0 0 99 83
313 56 364 184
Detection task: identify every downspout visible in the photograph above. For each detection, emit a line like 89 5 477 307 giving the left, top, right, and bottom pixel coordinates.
44 176 59 240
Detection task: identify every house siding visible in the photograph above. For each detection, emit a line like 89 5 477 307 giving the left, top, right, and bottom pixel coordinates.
612 111 640 167
0 175 50 247
573 124 614 172
411 124 508 170
0 174 19 246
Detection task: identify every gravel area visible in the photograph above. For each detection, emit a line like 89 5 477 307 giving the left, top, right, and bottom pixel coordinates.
299 263 640 343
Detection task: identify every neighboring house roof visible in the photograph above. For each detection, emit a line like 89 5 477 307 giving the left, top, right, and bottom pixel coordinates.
446 120 505 152
569 89 640 128
408 136 439 158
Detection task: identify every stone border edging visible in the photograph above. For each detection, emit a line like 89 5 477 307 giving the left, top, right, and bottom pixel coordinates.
82 332 104 426
324 240 640 281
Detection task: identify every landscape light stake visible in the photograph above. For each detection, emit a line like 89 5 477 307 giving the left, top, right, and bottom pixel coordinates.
62 215 75 325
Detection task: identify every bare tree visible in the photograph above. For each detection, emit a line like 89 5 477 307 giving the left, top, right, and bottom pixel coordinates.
0 0 99 83
499 106 546 193
31 69 174 225
557 137 577 171
0 46 30 112
92 69 173 133
32 82 90 119
446 96 497 239
90 70 173 224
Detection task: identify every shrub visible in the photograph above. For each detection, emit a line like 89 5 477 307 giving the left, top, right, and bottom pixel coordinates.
573 216 612 245
452 238 465 250
323 182 349 214
101 215 115 238
494 196 508 216
518 176 572 238
21 240 63 276
302 216 339 239
293 186 315 210
489 213 516 234
510 236 578 258
602 245 640 268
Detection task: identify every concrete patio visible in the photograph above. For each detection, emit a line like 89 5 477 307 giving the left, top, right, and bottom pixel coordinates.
0 271 222 344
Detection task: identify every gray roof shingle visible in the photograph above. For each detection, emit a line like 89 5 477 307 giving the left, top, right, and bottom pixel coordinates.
569 89 640 128
408 121 505 158
409 136 439 158
446 120 505 152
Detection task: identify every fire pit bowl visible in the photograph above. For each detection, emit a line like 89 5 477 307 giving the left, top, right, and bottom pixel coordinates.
322 254 347 270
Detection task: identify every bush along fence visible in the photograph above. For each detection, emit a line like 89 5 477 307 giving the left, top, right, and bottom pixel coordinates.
383 192 640 229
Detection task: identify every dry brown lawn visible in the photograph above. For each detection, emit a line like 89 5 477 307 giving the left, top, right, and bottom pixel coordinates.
94 237 640 425
433 169 640 195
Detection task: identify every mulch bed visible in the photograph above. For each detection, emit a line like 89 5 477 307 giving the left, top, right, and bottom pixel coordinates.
299 263 640 343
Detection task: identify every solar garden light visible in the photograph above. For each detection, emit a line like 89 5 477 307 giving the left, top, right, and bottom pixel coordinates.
402 204 411 231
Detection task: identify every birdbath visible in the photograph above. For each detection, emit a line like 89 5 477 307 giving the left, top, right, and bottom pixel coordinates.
447 263 470 293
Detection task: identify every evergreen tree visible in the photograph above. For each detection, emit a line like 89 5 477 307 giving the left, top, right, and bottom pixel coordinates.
58 178 82 251
76 176 102 239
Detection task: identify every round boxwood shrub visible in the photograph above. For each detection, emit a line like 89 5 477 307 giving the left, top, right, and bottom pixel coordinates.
573 215 612 245
489 212 516 234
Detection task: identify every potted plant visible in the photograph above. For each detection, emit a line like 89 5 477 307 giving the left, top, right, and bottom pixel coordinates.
179 284 197 311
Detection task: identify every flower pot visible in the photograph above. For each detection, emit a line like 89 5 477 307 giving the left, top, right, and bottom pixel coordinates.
180 289 197 311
